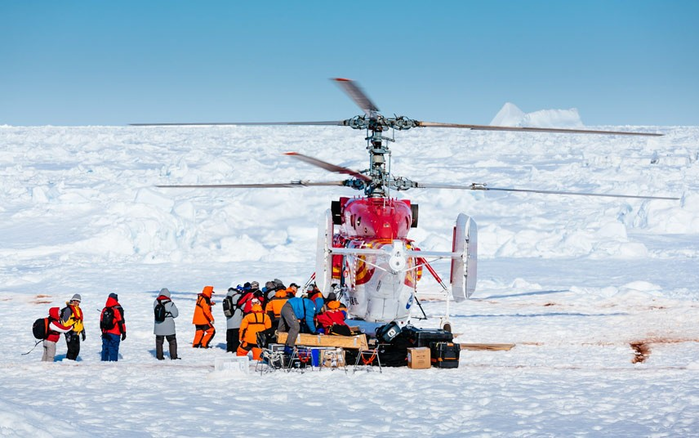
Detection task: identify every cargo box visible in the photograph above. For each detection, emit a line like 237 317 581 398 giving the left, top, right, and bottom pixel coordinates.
430 342 460 368
407 347 431 369
402 325 453 348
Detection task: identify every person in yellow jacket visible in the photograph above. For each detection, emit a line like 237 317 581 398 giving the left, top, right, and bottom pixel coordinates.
192 286 216 348
60 294 85 360
264 289 289 331
237 301 271 360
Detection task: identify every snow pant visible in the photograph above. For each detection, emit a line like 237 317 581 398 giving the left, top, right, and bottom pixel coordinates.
226 328 240 353
42 340 57 362
278 303 300 348
64 331 81 360
193 324 215 348
237 341 262 360
101 333 121 361
156 334 178 360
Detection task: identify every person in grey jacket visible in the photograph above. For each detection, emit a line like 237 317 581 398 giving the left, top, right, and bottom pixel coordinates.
154 288 179 360
224 287 244 353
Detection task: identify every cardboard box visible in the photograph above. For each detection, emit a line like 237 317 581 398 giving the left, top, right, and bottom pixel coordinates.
214 356 249 374
407 347 431 369
320 348 346 368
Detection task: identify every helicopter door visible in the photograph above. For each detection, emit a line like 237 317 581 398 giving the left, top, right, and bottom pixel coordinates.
316 209 334 296
450 213 477 301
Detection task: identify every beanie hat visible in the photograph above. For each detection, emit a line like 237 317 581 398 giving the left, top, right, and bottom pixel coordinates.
108 293 118 301
71 294 82 302
251 281 260 289
159 288 171 298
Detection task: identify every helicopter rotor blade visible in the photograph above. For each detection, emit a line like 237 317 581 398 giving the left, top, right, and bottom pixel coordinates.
332 78 380 116
157 181 349 189
415 121 663 137
130 121 345 127
414 182 679 201
285 152 372 182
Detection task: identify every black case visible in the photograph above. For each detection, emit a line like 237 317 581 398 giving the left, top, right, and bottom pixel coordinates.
402 325 453 348
375 321 402 343
430 342 460 368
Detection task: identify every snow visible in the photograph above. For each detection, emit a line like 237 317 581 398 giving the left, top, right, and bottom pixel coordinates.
1 118 699 436
491 102 584 128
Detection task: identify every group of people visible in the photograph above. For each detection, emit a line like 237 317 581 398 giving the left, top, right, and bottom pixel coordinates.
38 279 351 363
40 292 125 362
222 279 351 360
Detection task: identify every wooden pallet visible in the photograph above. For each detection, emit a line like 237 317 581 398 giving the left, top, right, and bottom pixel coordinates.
459 343 516 351
277 332 369 350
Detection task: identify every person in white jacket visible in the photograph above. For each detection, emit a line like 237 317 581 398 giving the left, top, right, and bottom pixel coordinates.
153 288 179 360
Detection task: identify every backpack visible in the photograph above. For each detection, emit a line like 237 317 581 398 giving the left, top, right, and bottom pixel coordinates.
154 300 167 322
222 295 235 318
238 292 255 314
376 321 401 344
101 307 116 331
32 317 49 340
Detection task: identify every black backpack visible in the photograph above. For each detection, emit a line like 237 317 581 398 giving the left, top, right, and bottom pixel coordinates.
101 307 116 331
376 321 401 343
154 300 168 322
222 295 236 318
32 317 49 340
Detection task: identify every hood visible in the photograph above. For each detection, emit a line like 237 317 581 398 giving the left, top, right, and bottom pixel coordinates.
275 289 288 298
105 296 119 307
201 286 214 298
251 303 263 313
159 288 171 298
314 297 324 314
49 307 61 319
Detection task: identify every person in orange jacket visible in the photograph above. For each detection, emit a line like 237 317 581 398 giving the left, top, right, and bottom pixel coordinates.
192 286 216 348
265 288 289 331
237 300 271 360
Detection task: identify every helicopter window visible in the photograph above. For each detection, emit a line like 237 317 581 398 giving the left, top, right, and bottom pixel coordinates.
357 216 362 227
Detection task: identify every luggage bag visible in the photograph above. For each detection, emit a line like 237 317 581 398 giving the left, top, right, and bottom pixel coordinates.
430 342 460 368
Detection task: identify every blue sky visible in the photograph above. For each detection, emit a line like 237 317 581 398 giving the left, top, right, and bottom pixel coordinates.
1 1 697 126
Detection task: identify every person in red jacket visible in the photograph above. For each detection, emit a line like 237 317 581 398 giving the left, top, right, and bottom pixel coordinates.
192 286 216 348
42 307 71 362
100 293 126 361
315 300 351 336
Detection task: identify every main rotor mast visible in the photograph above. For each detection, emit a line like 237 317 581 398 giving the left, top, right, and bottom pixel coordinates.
334 78 419 198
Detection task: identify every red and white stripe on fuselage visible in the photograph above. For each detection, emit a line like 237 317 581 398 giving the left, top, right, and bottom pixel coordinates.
332 238 423 323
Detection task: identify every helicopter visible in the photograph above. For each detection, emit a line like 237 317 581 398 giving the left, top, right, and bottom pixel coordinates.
136 78 678 330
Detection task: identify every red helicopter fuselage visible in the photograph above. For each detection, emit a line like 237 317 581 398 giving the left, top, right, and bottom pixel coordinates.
339 196 413 239
329 197 423 322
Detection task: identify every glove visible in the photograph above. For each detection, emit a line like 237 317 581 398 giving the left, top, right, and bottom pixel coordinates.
121 333 127 341
81 331 86 341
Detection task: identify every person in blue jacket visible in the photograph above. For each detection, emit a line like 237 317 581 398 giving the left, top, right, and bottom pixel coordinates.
278 295 324 353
